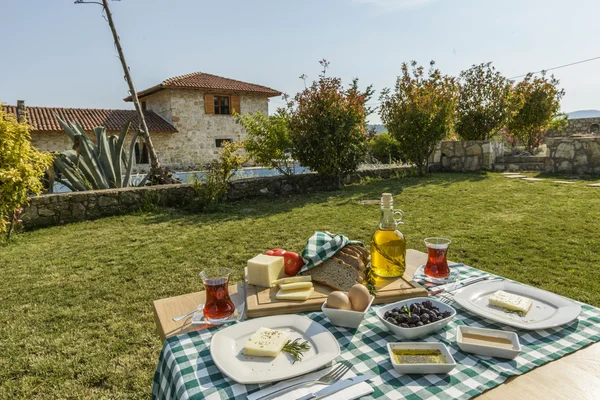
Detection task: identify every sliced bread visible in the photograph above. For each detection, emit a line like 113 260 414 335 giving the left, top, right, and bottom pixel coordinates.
300 258 362 291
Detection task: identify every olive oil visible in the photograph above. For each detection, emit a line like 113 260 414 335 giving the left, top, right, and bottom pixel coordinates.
370 193 406 278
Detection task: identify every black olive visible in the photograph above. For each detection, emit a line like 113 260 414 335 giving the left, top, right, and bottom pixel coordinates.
420 313 430 323
416 321 424 326
422 300 433 310
395 314 406 323
407 323 415 328
410 303 420 313
384 311 391 318
392 308 400 313
385 317 396 324
408 315 419 324
399 323 409 328
442 311 452 318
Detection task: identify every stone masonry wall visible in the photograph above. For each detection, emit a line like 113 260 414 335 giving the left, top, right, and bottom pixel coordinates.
547 117 600 137
429 140 504 172
544 137 600 174
21 166 411 230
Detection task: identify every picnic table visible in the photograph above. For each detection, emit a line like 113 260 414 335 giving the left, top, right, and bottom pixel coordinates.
152 250 600 399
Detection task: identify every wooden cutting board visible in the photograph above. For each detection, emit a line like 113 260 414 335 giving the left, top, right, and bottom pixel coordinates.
245 268 428 318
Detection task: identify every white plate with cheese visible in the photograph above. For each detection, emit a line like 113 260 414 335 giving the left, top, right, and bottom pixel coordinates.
210 314 340 384
454 280 581 330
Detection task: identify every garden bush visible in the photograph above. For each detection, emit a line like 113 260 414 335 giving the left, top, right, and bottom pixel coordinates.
369 133 404 164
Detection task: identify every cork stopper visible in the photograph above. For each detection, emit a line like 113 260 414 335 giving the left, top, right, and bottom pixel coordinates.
381 193 393 207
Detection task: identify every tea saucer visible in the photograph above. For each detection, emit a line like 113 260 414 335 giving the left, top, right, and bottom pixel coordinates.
191 297 246 326
413 264 459 285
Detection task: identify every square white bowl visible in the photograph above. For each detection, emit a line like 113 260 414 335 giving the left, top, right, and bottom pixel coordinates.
456 325 521 360
321 295 374 329
375 298 456 339
387 342 456 374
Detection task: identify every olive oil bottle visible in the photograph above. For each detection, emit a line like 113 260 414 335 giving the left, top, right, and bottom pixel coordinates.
370 193 406 278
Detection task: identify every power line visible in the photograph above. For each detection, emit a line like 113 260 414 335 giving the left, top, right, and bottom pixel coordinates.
509 55 600 79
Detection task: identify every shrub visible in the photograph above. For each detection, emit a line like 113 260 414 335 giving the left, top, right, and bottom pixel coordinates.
455 62 512 140
380 61 457 175
507 73 564 153
192 141 246 211
369 133 403 164
0 110 53 241
289 60 374 188
235 109 294 176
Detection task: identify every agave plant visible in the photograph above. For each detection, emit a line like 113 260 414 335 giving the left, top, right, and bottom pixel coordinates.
53 118 148 191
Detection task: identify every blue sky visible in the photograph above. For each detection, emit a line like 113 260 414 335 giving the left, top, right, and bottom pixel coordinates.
1 0 599 124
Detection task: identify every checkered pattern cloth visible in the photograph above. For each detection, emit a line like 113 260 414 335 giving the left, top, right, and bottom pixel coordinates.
299 231 364 273
152 265 600 399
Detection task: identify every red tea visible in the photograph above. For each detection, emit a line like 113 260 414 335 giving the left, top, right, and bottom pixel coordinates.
424 245 450 278
203 278 235 320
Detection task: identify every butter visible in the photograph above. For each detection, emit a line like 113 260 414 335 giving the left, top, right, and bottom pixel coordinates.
489 290 533 315
243 327 290 357
279 282 313 291
247 254 285 287
275 287 314 301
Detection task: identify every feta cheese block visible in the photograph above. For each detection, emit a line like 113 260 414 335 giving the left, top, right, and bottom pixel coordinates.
275 287 315 301
247 254 285 287
489 290 533 315
243 327 290 357
279 282 314 291
273 276 312 285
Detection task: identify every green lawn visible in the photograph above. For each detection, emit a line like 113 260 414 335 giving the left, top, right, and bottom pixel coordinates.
1 172 599 399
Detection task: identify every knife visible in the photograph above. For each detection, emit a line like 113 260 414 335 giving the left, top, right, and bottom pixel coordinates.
296 375 375 400
429 275 490 295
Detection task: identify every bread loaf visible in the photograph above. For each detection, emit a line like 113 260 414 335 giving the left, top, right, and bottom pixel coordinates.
300 245 370 291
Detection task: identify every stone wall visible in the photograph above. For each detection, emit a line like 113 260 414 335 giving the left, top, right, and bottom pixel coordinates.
429 140 504 172
21 166 411 229
544 137 600 174
144 89 270 169
547 117 600 137
493 156 547 172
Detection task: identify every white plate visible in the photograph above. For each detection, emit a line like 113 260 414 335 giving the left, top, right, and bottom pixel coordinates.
210 314 340 384
454 280 581 330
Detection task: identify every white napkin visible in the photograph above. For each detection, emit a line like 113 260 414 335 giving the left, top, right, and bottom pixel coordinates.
247 366 373 400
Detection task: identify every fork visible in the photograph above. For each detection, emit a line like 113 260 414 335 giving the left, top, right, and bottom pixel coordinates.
256 362 351 400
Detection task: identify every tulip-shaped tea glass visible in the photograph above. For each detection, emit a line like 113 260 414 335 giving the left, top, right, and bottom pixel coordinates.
199 267 235 324
424 238 452 280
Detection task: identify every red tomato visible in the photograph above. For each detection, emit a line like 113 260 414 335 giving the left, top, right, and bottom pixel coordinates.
264 250 275 256
272 248 287 256
283 252 304 276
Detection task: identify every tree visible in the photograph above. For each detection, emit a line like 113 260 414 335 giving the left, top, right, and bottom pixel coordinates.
235 109 294 176
288 60 374 188
75 0 172 184
369 133 403 164
455 62 512 140
0 110 53 241
380 61 457 175
508 73 565 153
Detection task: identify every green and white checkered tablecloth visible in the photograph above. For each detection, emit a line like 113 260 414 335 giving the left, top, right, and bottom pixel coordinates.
152 265 600 399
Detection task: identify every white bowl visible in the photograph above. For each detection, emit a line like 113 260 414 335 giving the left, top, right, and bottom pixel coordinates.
387 342 456 374
456 325 521 360
321 295 374 329
375 298 455 339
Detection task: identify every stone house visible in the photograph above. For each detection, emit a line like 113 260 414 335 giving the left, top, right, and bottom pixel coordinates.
2 72 281 171
547 116 600 137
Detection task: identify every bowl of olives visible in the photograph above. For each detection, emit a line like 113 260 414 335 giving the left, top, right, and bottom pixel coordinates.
375 298 456 339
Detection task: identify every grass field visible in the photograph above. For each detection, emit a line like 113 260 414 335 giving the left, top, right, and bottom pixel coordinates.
1 172 599 399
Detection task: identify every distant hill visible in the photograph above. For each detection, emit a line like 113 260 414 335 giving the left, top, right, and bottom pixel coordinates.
567 110 600 119
368 124 387 134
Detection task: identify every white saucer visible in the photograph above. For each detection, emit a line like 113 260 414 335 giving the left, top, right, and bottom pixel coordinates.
413 264 458 284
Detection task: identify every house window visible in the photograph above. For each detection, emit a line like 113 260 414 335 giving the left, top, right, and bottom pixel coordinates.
590 124 599 134
215 139 232 148
135 142 149 164
214 95 230 115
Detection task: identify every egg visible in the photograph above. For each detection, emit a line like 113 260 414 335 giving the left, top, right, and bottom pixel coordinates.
327 291 352 310
348 284 371 311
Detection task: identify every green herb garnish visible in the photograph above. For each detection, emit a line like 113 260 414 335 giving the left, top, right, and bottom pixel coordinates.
365 263 377 296
282 338 311 364
504 309 526 317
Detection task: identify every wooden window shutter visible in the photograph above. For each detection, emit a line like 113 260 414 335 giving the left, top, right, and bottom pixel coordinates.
231 95 241 114
204 94 215 114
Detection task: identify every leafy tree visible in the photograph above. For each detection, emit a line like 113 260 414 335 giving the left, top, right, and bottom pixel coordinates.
235 109 294 176
369 133 404 164
288 60 374 188
380 61 457 175
455 62 512 140
507 73 565 152
0 110 53 241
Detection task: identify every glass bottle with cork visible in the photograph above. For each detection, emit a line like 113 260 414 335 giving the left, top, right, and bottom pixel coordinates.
370 193 406 278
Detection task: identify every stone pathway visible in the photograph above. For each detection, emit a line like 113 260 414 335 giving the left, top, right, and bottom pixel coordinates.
586 183 600 188
553 181 577 185
521 177 545 182
505 174 526 178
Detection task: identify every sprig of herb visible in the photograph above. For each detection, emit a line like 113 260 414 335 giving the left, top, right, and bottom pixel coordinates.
504 309 526 317
365 263 377 296
282 339 311 364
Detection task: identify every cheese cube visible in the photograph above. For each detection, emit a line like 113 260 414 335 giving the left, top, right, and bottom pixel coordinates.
489 290 533 315
273 276 312 285
275 287 314 301
247 255 285 287
243 327 290 357
279 282 313 291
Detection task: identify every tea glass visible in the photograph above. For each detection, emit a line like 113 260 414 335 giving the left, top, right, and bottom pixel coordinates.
424 238 452 279
199 267 235 324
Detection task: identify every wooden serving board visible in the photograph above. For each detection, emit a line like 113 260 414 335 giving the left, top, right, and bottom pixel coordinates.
245 268 428 318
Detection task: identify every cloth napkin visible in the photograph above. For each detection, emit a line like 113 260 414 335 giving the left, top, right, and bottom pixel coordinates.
299 231 365 273
246 366 373 400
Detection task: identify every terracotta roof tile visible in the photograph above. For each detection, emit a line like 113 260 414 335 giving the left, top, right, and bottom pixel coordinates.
1 105 177 133
125 72 281 101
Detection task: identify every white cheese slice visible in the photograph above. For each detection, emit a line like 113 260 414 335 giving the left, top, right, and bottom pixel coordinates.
273 276 312 285
489 290 533 315
246 255 285 287
243 327 290 358
275 287 315 301
279 282 313 291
